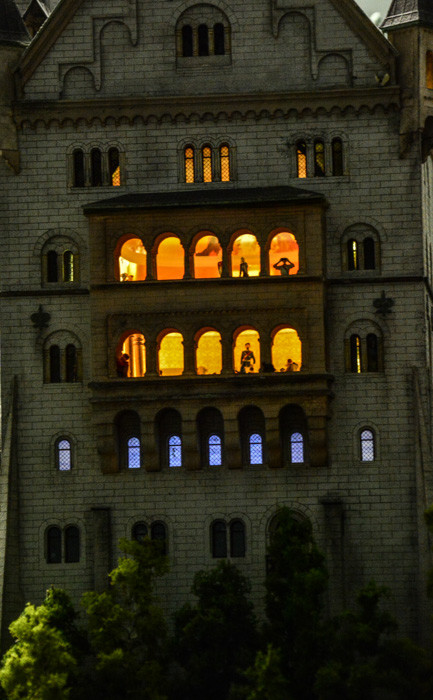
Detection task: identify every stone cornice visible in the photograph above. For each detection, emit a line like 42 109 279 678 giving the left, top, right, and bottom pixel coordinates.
14 87 401 129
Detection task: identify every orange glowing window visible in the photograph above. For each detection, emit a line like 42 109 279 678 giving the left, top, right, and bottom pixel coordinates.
185 146 195 183
196 330 222 375
427 51 433 89
108 147 120 186
234 329 260 374
118 238 147 281
314 140 325 177
269 231 299 276
156 236 184 280
296 141 307 178
194 234 222 279
202 146 212 182
350 334 362 373
271 327 302 373
220 145 230 181
118 333 146 378
159 331 184 376
231 232 260 277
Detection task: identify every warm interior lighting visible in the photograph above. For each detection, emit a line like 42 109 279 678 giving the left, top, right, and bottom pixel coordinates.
118 238 147 281
296 142 307 178
269 231 299 276
185 147 195 183
231 232 260 277
111 166 121 186
271 328 302 372
196 330 222 374
120 334 146 377
194 234 222 278
202 147 212 182
220 145 230 181
157 236 185 280
159 332 184 375
234 329 260 373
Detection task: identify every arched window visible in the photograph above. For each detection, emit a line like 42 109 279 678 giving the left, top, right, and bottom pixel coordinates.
196 329 222 374
249 433 263 465
56 438 72 471
117 333 146 377
208 435 222 466
156 236 184 280
182 24 193 56
158 330 184 376
350 334 362 373
231 231 260 277
49 345 61 383
427 51 433 89
73 149 85 187
366 333 378 371
363 238 375 270
63 251 74 282
347 239 358 271
197 407 224 467
360 428 375 461
116 410 141 470
331 138 343 176
151 521 167 554
214 22 225 55
47 250 58 282
211 520 227 557
168 435 182 467
132 521 148 542
184 146 195 183
234 328 260 374
296 141 307 178
290 432 304 463
65 344 77 383
202 145 212 183
271 327 302 373
220 144 230 181
46 526 61 563
279 404 308 465
193 234 222 279
238 406 265 467
230 520 245 557
198 23 209 55
108 147 120 186
314 140 325 176
90 148 102 187
64 525 80 563
269 230 299 276
117 237 147 282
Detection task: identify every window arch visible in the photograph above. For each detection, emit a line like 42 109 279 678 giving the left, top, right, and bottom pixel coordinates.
198 23 209 55
279 404 308 465
296 141 307 178
193 233 222 279
269 230 299 276
231 231 260 277
132 521 148 541
65 344 78 382
181 141 234 183
156 408 182 469
202 145 213 181
211 519 246 558
47 250 58 282
158 330 184 376
115 410 141 470
238 405 266 466
176 7 231 60
195 328 222 375
220 144 230 180
360 428 375 461
50 345 61 383
116 236 147 282
150 521 167 554
347 239 358 270
214 22 225 55
46 525 80 564
70 145 124 188
90 148 103 187
346 325 383 373
156 236 184 280
45 332 82 384
342 225 380 272
56 438 72 471
197 407 224 466
42 236 79 285
234 328 260 374
108 147 121 186
184 146 195 183
116 332 146 378
271 326 302 373
363 237 375 270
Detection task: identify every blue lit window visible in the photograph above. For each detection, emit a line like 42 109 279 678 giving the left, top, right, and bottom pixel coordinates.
360 429 375 461
208 434 222 466
128 437 141 469
290 432 304 464
57 439 72 471
169 435 182 467
249 433 262 465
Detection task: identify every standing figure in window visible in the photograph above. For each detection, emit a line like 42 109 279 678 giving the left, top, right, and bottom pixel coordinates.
116 352 129 377
240 343 256 373
239 257 249 277
273 257 294 276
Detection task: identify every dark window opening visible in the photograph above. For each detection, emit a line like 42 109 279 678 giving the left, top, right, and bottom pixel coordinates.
90 148 103 187
73 149 85 188
363 237 376 270
47 250 58 283
182 24 193 56
65 344 77 383
151 521 167 555
366 333 378 372
230 520 245 557
64 525 80 563
211 520 227 558
108 147 120 186
214 23 225 55
198 24 209 56
331 138 343 176
314 140 325 177
50 345 61 383
46 526 61 564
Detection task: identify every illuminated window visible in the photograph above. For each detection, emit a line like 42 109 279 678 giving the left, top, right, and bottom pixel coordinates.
117 237 147 282
63 251 74 282
116 410 141 470
156 236 184 280
73 149 85 187
231 231 260 277
46 526 61 564
45 245 76 284
197 407 224 467
234 328 260 374
168 435 182 467
71 146 123 188
208 434 222 466
196 329 222 374
350 334 362 373
290 432 304 463
127 437 141 469
56 438 72 471
271 327 302 373
249 433 263 465
211 520 227 557
238 406 265 467
64 526 80 563
90 148 102 187
159 331 184 376
314 140 325 177
220 144 230 181
194 235 222 279
427 51 433 89
118 333 146 377
279 404 308 466
347 239 358 270
296 141 307 178
132 522 148 541
214 22 225 55
108 147 120 186
45 335 82 384
269 231 299 276
360 428 375 461
230 520 245 557
198 23 209 55
331 138 343 176
184 146 195 182
202 145 212 182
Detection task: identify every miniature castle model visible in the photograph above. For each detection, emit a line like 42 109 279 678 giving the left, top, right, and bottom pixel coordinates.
0 0 432 646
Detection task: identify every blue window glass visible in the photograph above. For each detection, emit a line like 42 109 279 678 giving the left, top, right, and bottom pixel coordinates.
208 434 222 466
361 429 375 461
249 433 262 465
128 437 141 469
168 435 182 467
290 432 304 464
57 439 72 471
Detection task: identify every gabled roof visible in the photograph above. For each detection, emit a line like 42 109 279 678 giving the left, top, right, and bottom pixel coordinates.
381 0 433 30
0 0 29 45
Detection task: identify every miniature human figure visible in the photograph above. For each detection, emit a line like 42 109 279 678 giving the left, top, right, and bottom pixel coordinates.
218 260 223 277
120 272 128 282
286 358 299 372
240 342 256 373
273 257 295 276
239 257 249 277
116 352 130 377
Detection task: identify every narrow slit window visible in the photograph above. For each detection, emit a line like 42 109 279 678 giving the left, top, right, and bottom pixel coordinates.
366 333 379 372
230 520 245 557
198 24 209 56
168 435 182 467
202 146 212 183
132 522 148 542
249 433 263 465
296 141 307 178
90 148 102 187
64 526 80 563
46 526 61 564
47 250 58 283
363 238 376 270
208 434 222 466
331 138 343 176
314 140 325 177
108 147 120 186
57 439 72 471
151 521 167 555
290 432 304 464
360 429 375 461
65 344 77 383
220 145 230 181
214 23 225 55
50 345 61 383
182 24 193 57
211 520 227 558
63 251 74 282
350 334 362 373
73 149 85 188
185 146 195 183
347 239 358 271
127 437 141 469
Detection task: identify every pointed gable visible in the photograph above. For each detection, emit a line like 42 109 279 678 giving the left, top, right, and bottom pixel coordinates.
0 0 29 44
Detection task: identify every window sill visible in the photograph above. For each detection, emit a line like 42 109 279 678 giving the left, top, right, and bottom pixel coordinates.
176 55 231 69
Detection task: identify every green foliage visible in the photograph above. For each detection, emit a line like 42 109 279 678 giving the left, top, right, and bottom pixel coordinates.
171 560 259 700
232 645 290 700
0 588 77 700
